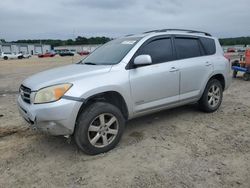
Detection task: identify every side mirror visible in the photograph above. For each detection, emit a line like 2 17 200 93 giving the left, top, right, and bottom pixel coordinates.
134 55 152 66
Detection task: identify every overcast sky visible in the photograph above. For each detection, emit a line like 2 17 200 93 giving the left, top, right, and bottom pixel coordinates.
0 0 249 41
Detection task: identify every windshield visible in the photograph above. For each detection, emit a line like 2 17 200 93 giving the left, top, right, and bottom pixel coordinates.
79 37 142 65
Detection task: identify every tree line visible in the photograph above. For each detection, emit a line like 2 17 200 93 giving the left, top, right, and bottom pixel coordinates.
219 37 250 46
1 36 250 47
0 36 112 47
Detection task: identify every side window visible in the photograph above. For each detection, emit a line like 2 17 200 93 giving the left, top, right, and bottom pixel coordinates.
200 37 216 55
175 38 202 59
137 38 174 64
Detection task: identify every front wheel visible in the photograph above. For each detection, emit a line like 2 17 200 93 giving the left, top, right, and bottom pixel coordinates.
199 79 223 113
74 102 125 155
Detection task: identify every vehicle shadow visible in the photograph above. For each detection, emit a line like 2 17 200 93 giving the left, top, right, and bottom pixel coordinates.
121 104 200 144
28 103 201 157
126 103 199 129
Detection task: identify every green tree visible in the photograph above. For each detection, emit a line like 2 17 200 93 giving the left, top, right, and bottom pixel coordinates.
0 39 6 43
7 36 112 46
75 36 89 44
219 37 250 46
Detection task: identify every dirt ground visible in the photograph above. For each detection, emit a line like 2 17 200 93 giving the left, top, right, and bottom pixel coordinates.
0 56 250 188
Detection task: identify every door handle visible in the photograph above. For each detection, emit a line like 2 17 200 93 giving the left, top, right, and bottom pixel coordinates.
205 62 212 66
169 67 179 72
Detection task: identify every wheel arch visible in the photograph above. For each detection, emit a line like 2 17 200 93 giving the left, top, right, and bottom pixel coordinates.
199 73 226 100
208 73 225 90
75 91 129 128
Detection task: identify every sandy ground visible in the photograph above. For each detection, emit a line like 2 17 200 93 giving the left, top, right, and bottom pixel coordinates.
0 56 250 188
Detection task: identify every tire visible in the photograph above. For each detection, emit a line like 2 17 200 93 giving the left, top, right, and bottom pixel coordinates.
199 79 223 113
74 102 125 155
3 56 8 60
243 73 250 81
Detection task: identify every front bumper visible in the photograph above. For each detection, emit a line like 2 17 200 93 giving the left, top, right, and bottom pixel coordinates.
17 95 82 135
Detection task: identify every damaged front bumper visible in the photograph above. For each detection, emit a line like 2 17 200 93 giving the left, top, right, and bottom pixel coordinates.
17 95 82 135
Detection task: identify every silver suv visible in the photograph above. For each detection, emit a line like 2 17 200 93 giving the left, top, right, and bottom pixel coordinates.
17 29 231 155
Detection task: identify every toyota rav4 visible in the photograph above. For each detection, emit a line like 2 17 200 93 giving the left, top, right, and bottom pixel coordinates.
17 29 231 155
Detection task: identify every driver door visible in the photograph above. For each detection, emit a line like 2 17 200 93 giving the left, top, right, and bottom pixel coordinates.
129 37 180 114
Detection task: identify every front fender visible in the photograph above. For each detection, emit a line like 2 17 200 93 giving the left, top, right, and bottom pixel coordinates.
80 86 133 117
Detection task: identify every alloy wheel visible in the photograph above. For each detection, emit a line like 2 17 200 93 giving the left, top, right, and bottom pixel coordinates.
207 85 221 108
88 113 119 148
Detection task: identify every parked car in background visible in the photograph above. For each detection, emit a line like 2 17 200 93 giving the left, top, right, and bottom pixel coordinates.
59 49 74 57
237 48 246 53
18 29 231 155
70 49 77 54
21 52 32 59
38 52 56 58
227 48 236 53
1 52 23 60
78 51 90 56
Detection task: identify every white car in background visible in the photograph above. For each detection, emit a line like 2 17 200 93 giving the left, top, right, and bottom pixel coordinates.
21 52 32 59
1 52 23 60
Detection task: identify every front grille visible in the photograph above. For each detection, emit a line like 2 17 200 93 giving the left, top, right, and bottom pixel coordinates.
19 85 31 104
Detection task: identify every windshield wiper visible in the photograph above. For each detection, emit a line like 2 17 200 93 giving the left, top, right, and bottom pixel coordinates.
84 62 97 65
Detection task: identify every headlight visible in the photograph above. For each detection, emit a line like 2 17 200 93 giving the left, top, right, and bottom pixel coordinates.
34 83 72 104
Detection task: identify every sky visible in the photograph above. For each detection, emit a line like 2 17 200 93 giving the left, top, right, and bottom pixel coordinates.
0 0 249 41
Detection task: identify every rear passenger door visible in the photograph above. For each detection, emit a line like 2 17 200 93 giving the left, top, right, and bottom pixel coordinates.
173 36 214 100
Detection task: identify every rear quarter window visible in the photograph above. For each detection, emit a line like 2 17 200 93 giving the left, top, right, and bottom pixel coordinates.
200 37 216 55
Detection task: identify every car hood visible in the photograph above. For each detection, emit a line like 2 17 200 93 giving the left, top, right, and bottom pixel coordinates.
23 64 112 90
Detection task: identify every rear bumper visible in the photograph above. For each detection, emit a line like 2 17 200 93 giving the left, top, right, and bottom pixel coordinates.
17 95 82 135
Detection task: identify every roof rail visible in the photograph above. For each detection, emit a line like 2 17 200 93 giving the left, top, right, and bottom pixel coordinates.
143 29 212 36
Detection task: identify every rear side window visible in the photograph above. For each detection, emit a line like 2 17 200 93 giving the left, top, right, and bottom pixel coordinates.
200 37 216 55
137 38 174 64
175 38 202 59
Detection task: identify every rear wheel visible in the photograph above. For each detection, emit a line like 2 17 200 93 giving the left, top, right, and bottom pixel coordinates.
199 79 223 112
3 56 8 60
74 102 125 155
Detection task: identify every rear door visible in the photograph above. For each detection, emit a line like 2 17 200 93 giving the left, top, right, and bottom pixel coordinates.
173 36 214 100
129 36 180 113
